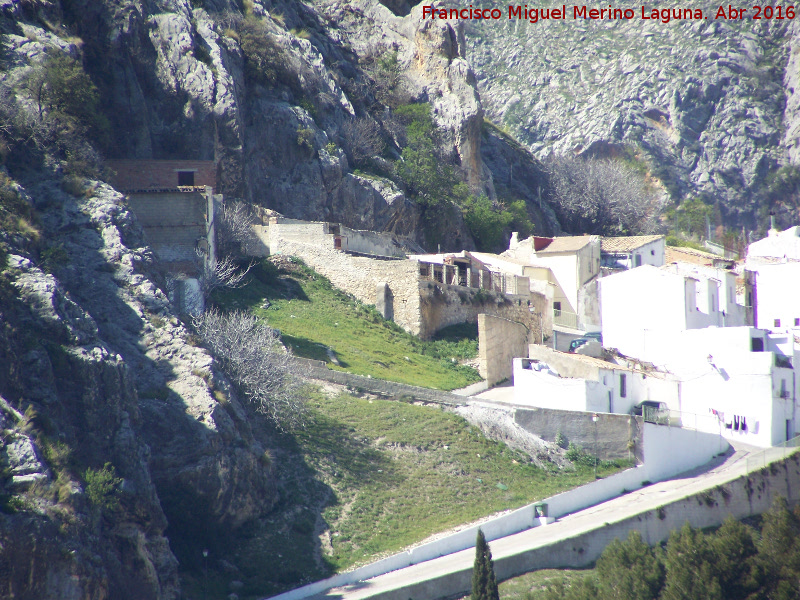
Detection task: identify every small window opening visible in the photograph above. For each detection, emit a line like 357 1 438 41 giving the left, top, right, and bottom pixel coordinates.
178 171 195 186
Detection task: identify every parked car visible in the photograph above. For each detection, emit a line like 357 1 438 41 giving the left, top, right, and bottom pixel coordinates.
584 331 603 344
632 400 669 424
568 338 591 353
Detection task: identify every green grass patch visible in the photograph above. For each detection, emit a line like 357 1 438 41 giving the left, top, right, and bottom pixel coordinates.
230 392 628 596
211 259 482 390
496 568 596 600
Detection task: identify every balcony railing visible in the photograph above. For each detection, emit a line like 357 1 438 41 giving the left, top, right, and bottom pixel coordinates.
553 309 578 329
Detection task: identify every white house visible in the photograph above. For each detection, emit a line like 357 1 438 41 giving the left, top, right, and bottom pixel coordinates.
600 265 737 360
661 262 749 327
505 234 601 329
750 262 800 332
600 235 665 271
640 327 798 447
747 225 800 264
514 346 680 415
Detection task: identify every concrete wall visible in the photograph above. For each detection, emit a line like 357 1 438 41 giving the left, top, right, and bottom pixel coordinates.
527 345 600 379
126 190 211 269
339 225 408 258
107 159 216 191
479 314 529 386
514 407 641 462
577 277 600 331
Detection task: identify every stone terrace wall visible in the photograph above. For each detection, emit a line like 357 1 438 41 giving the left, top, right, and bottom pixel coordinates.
479 314 529 386
272 238 424 335
418 282 536 339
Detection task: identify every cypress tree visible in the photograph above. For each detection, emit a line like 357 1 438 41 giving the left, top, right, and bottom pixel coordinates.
472 529 499 600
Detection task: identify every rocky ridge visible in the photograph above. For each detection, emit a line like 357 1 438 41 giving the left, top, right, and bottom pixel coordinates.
466 2 796 227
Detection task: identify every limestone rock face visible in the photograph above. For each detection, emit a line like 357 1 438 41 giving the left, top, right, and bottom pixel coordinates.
0 180 278 598
467 10 796 226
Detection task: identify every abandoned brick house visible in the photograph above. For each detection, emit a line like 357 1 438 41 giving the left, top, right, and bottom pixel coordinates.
106 159 219 276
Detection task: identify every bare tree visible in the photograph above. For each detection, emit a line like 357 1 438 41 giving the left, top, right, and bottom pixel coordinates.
193 309 305 428
546 156 664 235
200 255 253 298
341 116 384 167
216 200 256 257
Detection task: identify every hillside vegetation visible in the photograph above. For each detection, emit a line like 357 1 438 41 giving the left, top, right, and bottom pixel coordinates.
212 257 483 390
214 390 629 598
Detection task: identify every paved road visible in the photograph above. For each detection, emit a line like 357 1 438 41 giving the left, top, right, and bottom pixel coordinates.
315 442 790 600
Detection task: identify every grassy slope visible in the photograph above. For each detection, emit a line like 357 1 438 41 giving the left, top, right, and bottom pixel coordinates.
230 392 628 598
212 258 482 390
498 568 594 600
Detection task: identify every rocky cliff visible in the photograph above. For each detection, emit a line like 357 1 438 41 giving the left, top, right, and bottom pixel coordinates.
0 170 282 597
40 0 555 250
465 2 799 228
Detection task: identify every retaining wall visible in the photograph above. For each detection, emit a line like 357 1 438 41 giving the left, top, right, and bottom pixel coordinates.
376 452 800 600
294 358 467 406
514 408 642 462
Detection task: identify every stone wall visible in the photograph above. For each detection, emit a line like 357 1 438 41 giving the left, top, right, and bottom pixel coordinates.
418 281 536 339
515 408 643 462
107 159 217 191
272 238 424 334
479 314 530 386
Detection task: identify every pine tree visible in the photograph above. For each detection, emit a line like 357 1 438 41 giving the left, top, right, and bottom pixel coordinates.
472 529 499 600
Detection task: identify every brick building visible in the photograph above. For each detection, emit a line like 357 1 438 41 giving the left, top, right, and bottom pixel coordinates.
106 159 217 192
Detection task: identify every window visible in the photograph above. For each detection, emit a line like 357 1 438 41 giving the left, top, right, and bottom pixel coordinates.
781 379 788 398
177 171 195 186
619 374 627 398
774 318 781 328
795 318 799 327
553 301 561 317
751 337 764 352
651 249 655 256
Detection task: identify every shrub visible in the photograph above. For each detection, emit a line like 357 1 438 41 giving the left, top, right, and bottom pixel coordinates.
84 462 122 512
547 155 663 235
27 52 110 145
296 127 314 151
238 16 284 86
